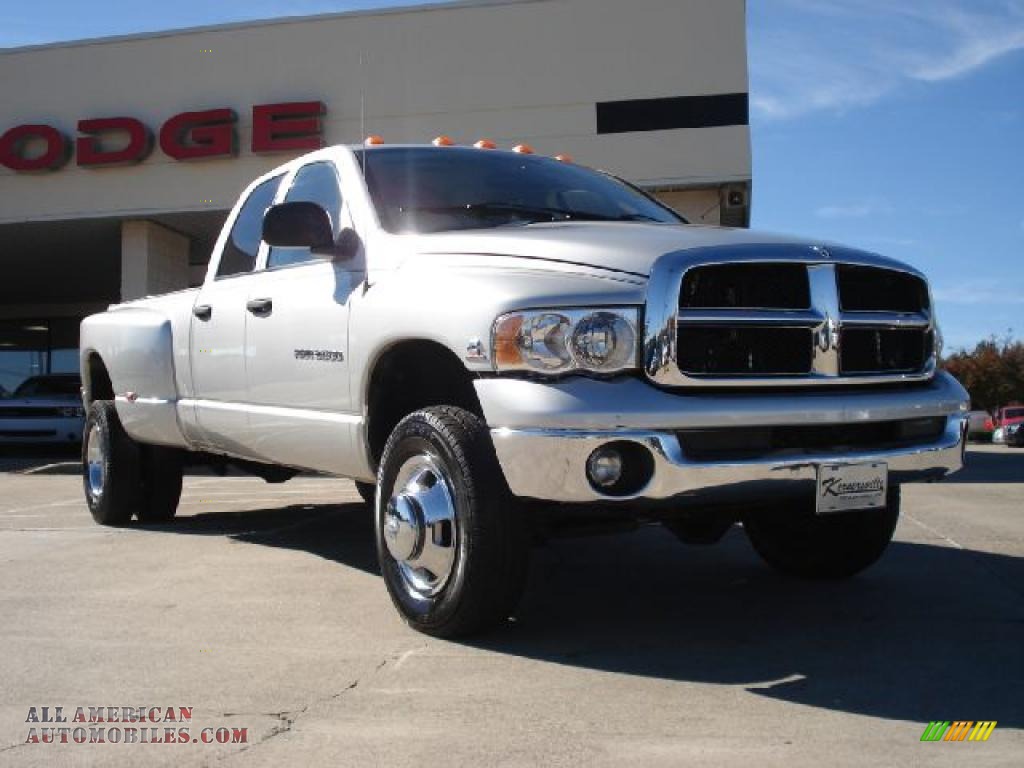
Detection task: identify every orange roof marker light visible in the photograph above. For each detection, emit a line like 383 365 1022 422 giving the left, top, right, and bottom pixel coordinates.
364 135 385 146
554 154 574 163
474 139 497 150
512 144 535 154
432 135 455 147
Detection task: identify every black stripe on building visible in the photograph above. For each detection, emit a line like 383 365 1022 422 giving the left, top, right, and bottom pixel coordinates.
596 93 749 135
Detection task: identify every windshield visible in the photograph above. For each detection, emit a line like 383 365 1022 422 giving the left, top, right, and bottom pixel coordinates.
355 147 685 234
1003 408 1024 420
13 375 81 398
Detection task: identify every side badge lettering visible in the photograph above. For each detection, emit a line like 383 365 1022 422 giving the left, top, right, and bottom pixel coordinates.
295 349 345 363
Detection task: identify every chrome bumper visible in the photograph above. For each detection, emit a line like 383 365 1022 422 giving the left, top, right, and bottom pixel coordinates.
476 373 969 504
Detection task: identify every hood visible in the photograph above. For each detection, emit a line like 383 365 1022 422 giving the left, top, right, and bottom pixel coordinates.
409 222 913 277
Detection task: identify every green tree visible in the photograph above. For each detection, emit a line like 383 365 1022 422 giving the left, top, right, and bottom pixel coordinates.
942 335 1024 414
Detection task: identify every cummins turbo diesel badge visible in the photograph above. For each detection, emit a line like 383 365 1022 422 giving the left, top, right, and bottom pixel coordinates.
294 349 344 362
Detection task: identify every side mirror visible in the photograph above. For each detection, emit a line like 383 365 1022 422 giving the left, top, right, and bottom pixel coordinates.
263 201 335 250
333 227 361 261
262 202 361 262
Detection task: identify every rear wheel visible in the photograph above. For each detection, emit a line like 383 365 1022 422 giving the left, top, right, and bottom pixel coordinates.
83 401 183 525
83 401 141 526
136 446 183 523
743 487 900 579
375 406 528 638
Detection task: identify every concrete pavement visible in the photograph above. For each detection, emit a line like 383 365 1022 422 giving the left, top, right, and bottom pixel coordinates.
0 446 1021 766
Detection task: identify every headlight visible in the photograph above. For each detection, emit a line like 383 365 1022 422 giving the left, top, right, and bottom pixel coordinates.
493 307 639 374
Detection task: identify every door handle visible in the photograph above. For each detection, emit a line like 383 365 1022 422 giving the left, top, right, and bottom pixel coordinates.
193 304 212 320
246 298 273 315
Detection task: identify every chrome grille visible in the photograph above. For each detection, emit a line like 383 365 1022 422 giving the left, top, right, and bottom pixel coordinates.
676 326 813 375
680 263 809 310
838 265 929 313
840 328 932 375
643 250 937 387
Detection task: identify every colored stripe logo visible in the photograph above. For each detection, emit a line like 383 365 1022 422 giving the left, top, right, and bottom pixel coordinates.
920 721 997 742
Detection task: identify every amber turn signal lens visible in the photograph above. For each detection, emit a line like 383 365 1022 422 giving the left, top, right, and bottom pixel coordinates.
512 144 534 154
493 314 525 367
364 135 384 146
474 139 497 149
554 154 574 163
432 135 455 147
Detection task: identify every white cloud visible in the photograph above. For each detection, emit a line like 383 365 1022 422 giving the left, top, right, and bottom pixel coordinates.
862 236 918 247
814 200 893 219
751 1 1024 120
909 8 1024 81
816 203 873 219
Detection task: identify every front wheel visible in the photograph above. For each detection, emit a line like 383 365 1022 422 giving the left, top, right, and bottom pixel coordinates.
743 487 900 579
375 406 528 638
354 481 376 506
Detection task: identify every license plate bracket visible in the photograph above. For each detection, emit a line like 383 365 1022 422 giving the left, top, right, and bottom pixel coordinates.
816 461 888 514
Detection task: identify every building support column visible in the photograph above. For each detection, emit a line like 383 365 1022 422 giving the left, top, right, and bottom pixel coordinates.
120 220 190 301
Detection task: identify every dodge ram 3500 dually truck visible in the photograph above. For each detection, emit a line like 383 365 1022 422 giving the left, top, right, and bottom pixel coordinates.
80 144 969 637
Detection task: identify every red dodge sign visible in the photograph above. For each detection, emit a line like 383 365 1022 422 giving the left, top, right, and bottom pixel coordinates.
0 101 326 172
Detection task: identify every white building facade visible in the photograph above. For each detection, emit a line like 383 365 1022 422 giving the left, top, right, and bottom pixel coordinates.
0 0 750 393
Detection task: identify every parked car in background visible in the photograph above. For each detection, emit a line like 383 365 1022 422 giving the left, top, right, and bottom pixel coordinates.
995 406 1024 428
990 405 1024 445
1005 423 1024 448
965 410 992 440
0 374 85 444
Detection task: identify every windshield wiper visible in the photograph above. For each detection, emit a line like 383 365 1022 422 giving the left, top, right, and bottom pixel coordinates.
398 203 651 224
611 212 662 222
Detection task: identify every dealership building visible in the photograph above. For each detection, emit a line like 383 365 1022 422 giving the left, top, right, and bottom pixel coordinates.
0 0 751 394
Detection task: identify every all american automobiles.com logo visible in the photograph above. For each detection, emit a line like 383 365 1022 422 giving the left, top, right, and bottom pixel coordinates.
23 706 248 746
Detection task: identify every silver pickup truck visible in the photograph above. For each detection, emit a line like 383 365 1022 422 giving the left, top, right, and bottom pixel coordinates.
80 144 969 637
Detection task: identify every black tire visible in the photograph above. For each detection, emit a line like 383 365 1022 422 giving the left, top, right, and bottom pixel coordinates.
83 401 142 526
743 487 900 580
354 481 376 506
375 406 528 638
136 446 183 523
663 512 735 546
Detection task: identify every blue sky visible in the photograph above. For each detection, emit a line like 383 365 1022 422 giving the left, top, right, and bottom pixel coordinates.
2 0 1022 350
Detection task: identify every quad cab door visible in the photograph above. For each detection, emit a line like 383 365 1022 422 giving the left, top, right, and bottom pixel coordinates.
241 160 365 474
188 173 284 456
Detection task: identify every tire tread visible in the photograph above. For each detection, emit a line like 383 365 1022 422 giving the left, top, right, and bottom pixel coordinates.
376 405 528 638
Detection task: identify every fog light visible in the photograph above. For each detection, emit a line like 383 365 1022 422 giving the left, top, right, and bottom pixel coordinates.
587 447 624 488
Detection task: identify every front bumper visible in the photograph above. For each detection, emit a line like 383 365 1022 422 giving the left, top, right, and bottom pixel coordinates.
0 417 84 444
475 372 969 504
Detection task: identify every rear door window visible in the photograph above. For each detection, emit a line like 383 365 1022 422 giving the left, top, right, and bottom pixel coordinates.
217 175 283 278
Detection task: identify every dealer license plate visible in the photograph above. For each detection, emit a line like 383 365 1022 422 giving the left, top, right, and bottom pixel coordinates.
815 461 888 514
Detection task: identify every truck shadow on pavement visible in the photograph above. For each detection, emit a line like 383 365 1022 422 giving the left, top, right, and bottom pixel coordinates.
137 502 382 576
484 528 1024 730
146 495 1024 730
943 447 1024 483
